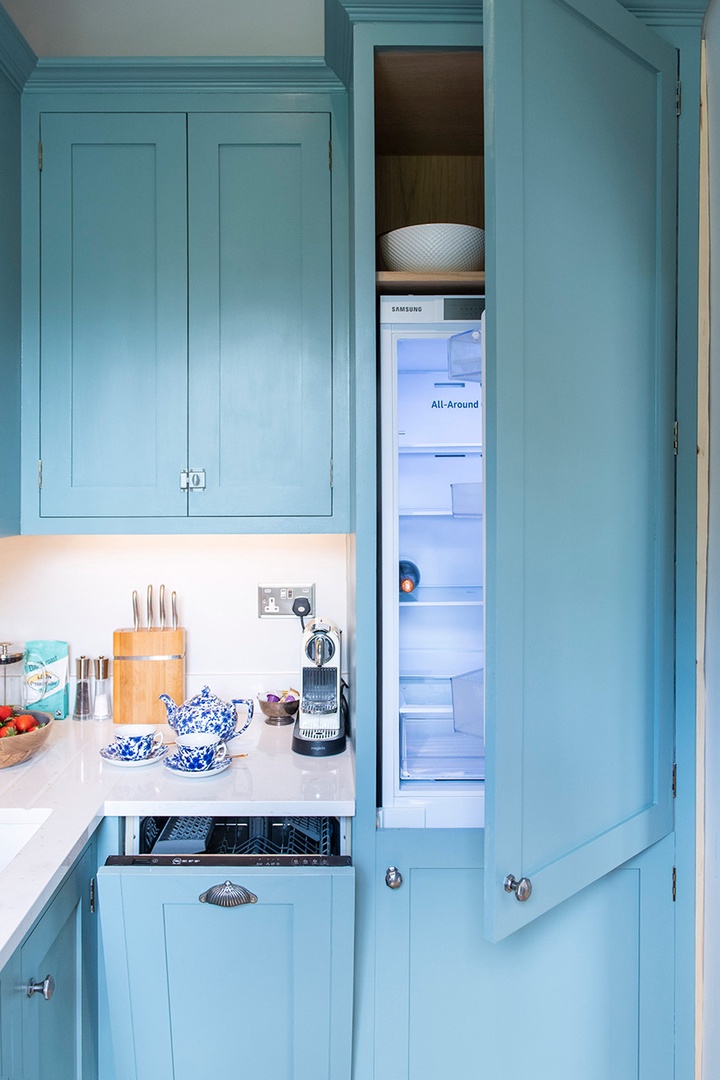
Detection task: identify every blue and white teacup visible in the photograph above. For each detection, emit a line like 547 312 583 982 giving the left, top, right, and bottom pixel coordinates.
113 724 164 761
175 732 228 772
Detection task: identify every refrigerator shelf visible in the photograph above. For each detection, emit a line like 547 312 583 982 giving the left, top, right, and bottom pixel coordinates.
398 444 482 454
399 586 483 606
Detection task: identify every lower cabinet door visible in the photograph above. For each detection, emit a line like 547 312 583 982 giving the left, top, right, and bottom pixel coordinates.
97 864 355 1080
373 830 675 1080
19 842 97 1080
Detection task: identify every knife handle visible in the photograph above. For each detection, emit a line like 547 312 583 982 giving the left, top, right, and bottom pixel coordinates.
147 584 153 630
132 591 140 631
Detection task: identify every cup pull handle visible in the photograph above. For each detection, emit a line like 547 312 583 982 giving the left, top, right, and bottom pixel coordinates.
199 881 258 907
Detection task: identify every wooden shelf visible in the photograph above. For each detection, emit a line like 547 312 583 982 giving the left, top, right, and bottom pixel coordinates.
376 271 485 294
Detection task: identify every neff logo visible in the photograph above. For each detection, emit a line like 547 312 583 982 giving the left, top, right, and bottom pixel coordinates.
432 400 479 409
391 305 424 313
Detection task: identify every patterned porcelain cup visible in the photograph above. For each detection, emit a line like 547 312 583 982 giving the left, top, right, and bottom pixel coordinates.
175 732 228 772
113 725 164 761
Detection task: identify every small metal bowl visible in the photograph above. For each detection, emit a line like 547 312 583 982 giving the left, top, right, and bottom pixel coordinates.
257 694 299 726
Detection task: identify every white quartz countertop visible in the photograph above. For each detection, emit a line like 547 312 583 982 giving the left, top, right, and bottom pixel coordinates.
0 716 355 969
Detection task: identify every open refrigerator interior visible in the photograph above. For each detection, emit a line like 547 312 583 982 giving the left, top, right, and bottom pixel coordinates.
379 296 485 828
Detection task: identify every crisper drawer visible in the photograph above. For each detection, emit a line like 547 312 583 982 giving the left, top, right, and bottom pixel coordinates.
97 830 354 1080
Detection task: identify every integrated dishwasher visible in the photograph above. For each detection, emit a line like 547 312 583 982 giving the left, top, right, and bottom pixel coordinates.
97 814 355 1080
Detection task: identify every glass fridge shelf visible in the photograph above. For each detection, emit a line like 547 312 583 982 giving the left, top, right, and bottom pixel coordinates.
398 444 482 454
399 586 484 606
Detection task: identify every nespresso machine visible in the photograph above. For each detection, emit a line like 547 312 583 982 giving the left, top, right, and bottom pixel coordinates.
291 618 346 757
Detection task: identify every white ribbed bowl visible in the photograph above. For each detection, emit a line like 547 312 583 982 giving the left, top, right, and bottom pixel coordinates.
378 223 485 273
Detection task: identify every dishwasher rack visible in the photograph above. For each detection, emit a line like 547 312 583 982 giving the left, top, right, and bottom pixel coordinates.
107 814 351 867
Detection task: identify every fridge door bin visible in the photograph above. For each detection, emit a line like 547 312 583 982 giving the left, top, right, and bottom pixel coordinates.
451 482 483 517
451 668 484 737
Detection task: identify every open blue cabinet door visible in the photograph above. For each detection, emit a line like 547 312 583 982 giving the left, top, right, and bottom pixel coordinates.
483 0 678 941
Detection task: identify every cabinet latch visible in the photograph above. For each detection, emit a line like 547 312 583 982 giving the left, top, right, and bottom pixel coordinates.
180 468 206 491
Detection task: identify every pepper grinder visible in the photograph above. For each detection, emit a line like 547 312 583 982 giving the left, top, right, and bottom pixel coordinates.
72 655 93 721
93 656 112 721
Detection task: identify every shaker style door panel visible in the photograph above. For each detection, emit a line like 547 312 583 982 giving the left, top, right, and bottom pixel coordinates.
483 0 678 940
97 864 354 1080
19 842 97 1080
39 113 188 518
187 113 333 517
373 831 674 1080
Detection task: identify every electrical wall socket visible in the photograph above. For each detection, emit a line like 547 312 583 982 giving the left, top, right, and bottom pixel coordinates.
258 584 316 618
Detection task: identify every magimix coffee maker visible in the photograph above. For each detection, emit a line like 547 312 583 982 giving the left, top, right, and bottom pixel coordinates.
291 618 346 757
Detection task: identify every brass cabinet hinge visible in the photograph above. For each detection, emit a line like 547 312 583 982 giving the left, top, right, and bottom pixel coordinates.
90 877 96 914
38 140 43 171
674 421 679 455
38 459 42 489
672 866 677 902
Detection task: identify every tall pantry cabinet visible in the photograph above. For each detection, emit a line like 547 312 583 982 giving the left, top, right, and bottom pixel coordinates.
324 0 702 1077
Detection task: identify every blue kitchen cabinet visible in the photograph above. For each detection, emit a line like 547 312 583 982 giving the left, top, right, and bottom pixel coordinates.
0 839 97 1080
30 107 338 530
97 863 355 1080
0 949 20 1080
37 112 189 520
188 113 333 518
333 0 699 1075
373 830 675 1080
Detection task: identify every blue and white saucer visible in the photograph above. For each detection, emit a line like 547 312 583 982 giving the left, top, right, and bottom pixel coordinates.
100 743 168 768
163 753 231 778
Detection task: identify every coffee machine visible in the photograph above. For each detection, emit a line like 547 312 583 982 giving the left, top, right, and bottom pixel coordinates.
291 618 346 757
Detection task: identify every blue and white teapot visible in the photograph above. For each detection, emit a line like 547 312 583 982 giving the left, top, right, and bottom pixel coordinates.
159 685 254 742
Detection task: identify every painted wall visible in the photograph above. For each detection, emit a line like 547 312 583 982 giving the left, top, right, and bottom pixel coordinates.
0 534 349 706
0 0 324 58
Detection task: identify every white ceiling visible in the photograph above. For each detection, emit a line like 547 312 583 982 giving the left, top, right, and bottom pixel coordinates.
1 0 324 58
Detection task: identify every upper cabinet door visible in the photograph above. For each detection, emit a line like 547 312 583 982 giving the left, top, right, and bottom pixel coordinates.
39 113 188 518
483 0 678 940
187 113 333 518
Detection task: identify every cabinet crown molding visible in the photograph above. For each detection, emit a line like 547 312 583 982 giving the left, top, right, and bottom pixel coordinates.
23 55 346 93
0 4 36 89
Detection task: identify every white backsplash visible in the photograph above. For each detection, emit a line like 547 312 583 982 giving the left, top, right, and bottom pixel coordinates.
0 534 350 703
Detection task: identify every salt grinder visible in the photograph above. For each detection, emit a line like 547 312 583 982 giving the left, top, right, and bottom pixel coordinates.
93 656 112 721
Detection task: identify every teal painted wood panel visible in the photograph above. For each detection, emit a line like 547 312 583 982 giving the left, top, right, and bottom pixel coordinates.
0 68 21 537
187 112 333 517
39 113 188 518
20 863 82 1079
373 830 674 1080
483 0 678 940
97 864 354 1080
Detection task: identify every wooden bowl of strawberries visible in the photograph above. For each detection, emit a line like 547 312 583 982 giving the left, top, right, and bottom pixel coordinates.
0 708 53 768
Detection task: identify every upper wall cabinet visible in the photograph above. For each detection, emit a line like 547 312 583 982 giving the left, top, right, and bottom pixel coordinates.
24 106 344 533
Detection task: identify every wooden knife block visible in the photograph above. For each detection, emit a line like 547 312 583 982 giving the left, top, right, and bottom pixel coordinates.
113 628 186 726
